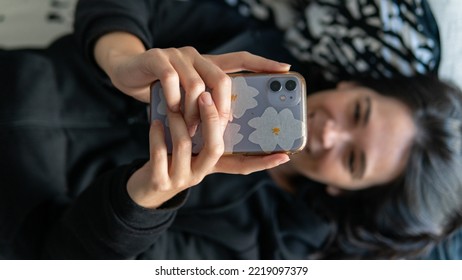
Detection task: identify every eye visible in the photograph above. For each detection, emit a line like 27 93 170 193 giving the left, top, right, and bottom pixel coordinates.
353 101 361 124
348 150 355 174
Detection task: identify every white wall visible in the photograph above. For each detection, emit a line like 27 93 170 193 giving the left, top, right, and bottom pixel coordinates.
0 0 77 48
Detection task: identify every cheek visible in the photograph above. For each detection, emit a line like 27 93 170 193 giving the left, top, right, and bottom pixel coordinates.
302 153 347 185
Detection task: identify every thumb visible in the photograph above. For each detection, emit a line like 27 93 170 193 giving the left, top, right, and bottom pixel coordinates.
206 52 291 73
213 153 290 175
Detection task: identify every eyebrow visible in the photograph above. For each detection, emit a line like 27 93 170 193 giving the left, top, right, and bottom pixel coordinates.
362 96 371 127
355 97 371 179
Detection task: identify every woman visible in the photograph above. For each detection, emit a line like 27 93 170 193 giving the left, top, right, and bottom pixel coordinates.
1 0 461 259
72 0 462 259
2 47 460 259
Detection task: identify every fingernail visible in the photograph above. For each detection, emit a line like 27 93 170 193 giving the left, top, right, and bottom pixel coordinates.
200 92 213 106
278 156 290 165
278 62 291 68
189 123 198 137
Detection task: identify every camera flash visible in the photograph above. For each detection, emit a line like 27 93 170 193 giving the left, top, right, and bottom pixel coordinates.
280 95 286 101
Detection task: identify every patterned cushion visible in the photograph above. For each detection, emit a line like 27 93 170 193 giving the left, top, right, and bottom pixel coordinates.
226 0 440 81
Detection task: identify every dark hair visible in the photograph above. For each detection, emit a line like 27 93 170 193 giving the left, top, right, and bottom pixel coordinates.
300 74 462 259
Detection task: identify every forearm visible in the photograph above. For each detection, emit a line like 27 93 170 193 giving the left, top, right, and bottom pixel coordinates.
74 0 153 62
94 32 146 80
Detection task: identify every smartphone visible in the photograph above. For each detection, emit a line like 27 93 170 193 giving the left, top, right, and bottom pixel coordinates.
150 72 307 155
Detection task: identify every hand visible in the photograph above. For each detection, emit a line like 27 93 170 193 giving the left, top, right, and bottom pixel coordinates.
126 92 290 209
94 32 291 135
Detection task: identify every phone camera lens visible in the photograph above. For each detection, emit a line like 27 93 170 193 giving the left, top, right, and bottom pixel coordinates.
270 80 282 92
285 80 297 91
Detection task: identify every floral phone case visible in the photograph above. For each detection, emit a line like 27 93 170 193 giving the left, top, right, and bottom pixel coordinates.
150 72 307 155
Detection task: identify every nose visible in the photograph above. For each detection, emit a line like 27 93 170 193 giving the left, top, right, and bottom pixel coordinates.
322 119 350 149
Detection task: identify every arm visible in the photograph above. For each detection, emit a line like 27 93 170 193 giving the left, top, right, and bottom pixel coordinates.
43 91 289 259
76 0 290 134
94 31 290 135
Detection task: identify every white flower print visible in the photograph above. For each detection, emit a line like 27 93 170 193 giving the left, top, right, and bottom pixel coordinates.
191 123 243 154
248 107 303 152
154 82 247 153
231 76 259 118
223 123 243 153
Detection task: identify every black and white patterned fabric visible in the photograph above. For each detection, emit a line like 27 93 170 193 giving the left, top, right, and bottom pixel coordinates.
224 0 440 81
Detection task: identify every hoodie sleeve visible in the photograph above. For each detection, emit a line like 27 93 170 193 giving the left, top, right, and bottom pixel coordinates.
74 0 258 64
74 0 154 62
43 160 189 259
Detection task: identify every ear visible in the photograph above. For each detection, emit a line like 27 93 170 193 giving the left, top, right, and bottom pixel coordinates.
325 185 344 196
336 81 358 91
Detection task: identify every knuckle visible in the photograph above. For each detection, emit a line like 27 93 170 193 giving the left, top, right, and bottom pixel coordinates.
175 178 188 190
216 74 232 88
160 69 179 84
189 175 204 187
175 137 192 151
237 51 251 59
204 142 224 157
165 47 179 55
241 170 252 176
239 167 253 176
146 48 163 58
149 176 169 191
155 184 171 193
181 46 199 56
219 108 231 120
186 78 206 94
203 111 221 123
150 150 165 163
238 157 253 175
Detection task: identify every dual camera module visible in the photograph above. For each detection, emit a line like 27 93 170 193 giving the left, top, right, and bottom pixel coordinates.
269 79 297 92
267 77 301 108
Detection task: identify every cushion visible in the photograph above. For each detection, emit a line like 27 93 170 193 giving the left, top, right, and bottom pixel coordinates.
427 0 462 89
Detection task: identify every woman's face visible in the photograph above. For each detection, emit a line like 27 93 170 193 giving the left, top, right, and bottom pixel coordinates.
288 82 416 191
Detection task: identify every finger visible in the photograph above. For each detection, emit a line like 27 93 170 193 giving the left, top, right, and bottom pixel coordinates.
194 57 232 130
213 153 290 175
192 92 225 176
149 120 169 177
145 49 182 112
206 51 291 73
166 108 192 182
170 53 206 136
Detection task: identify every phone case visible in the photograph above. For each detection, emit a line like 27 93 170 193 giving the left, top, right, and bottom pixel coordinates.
150 72 307 155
